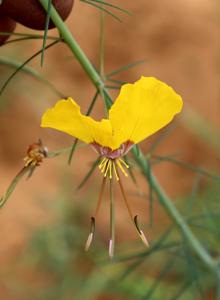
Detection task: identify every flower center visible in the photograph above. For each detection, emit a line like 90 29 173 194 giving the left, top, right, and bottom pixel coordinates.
91 141 133 180
91 140 134 159
98 157 129 180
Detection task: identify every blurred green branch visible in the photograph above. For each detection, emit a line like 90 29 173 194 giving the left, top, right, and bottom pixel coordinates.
0 57 63 97
182 107 220 155
38 0 220 280
132 148 219 274
0 39 61 96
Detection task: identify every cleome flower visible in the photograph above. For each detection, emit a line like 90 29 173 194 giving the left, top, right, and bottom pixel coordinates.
41 76 183 257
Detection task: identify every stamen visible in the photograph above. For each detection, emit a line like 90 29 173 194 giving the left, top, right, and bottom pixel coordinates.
100 158 108 173
85 217 95 251
85 177 106 251
119 158 129 169
104 160 111 177
134 215 149 247
117 174 133 220
116 159 128 177
112 161 119 181
99 157 107 169
94 177 107 217
109 178 115 258
117 169 149 248
109 160 113 179
109 239 114 258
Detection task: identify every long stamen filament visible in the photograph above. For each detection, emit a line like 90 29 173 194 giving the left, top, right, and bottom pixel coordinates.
100 159 108 173
109 177 115 258
117 169 149 248
116 159 128 177
119 158 129 169
104 160 111 177
99 157 107 169
85 177 106 251
109 160 112 179
117 173 133 220
113 162 119 181
94 177 106 217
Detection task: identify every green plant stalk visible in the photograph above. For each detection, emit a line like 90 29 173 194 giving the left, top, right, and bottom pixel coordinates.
38 0 111 108
133 149 220 274
38 0 220 275
99 7 105 78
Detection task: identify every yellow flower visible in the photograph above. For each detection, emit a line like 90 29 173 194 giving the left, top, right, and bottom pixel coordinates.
41 76 183 256
42 76 182 179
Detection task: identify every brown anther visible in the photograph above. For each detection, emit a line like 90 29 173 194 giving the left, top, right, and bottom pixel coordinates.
24 139 48 167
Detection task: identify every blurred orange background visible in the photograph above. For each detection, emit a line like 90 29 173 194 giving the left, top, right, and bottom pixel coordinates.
0 0 220 299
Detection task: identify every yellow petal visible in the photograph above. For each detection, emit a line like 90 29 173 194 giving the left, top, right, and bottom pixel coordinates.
41 97 113 146
109 76 183 147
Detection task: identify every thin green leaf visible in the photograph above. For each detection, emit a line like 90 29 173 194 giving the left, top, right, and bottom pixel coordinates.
132 145 141 158
105 85 120 90
170 280 193 300
182 107 220 155
106 59 147 78
190 212 220 221
118 242 179 283
124 156 136 184
103 89 113 109
146 160 154 226
86 90 99 115
119 258 144 281
0 31 58 39
89 0 132 16
68 139 79 165
106 78 126 85
186 173 202 216
77 158 100 190
113 227 174 263
1 35 58 46
190 222 220 237
0 167 29 208
3 37 45 45
141 257 176 300
182 239 205 299
152 154 220 181
0 39 60 96
0 56 64 97
41 0 52 66
47 146 73 158
81 0 122 22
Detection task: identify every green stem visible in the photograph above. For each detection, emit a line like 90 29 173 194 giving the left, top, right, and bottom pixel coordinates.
38 0 220 275
132 148 219 273
38 0 111 108
99 7 105 78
